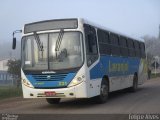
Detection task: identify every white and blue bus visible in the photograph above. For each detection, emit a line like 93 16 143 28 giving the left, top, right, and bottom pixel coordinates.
12 18 147 104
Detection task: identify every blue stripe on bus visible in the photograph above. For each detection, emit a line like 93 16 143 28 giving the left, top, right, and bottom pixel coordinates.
90 55 140 79
26 72 76 88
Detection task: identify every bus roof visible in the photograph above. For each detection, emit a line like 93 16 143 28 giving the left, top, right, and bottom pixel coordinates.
79 18 144 42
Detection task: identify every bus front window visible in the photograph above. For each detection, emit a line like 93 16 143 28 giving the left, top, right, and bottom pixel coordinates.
22 32 83 71
49 32 83 70
22 34 48 70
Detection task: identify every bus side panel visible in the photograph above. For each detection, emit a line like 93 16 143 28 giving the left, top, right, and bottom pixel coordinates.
87 78 102 98
74 64 88 98
89 55 141 95
138 58 148 85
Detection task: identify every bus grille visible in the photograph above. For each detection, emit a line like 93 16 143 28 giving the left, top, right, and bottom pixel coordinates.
32 74 67 81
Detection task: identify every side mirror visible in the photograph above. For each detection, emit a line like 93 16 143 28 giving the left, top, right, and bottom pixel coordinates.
12 30 22 50
12 37 16 49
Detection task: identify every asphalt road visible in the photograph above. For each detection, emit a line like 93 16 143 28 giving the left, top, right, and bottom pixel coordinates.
0 78 160 114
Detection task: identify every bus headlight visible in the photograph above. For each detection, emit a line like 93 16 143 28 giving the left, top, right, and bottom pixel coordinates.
68 75 85 87
22 78 34 88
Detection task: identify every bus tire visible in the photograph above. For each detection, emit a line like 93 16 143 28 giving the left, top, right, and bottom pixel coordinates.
130 74 138 92
95 79 109 104
46 98 61 104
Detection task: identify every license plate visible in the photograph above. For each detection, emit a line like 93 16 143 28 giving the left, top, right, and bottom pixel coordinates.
45 91 56 96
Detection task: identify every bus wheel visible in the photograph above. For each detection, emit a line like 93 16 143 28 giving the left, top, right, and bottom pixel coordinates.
95 79 109 104
130 75 138 92
46 98 61 104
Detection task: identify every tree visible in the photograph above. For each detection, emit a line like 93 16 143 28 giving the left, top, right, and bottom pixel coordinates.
143 35 160 66
7 59 21 87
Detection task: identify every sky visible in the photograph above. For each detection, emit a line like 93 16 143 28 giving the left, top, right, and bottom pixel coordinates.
0 0 160 43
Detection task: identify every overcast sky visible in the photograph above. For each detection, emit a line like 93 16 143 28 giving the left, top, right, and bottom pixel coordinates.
0 0 160 43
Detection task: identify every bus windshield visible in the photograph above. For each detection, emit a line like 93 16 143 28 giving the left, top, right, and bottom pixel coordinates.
22 31 83 71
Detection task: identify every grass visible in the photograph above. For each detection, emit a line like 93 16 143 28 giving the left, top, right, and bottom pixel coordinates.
0 86 22 100
151 73 160 79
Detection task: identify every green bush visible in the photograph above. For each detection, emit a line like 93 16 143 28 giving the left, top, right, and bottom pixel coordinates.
151 73 160 79
0 86 22 100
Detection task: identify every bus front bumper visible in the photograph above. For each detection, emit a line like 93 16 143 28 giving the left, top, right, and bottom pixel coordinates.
22 81 87 98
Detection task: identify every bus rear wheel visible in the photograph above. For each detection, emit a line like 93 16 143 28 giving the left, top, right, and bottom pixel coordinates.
95 79 109 104
46 98 61 104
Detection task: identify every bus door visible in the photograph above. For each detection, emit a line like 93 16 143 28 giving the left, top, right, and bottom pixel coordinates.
84 24 99 96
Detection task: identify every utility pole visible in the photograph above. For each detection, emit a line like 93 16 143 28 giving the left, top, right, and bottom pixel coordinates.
152 56 157 76
159 25 160 40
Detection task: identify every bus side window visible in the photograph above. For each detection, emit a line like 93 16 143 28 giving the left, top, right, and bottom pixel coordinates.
97 29 111 55
128 39 135 57
84 24 98 67
119 36 128 57
134 40 140 58
87 34 97 54
140 42 146 58
110 33 120 56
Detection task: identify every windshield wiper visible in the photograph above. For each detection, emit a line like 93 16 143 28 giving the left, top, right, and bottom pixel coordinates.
34 32 43 51
55 29 64 58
